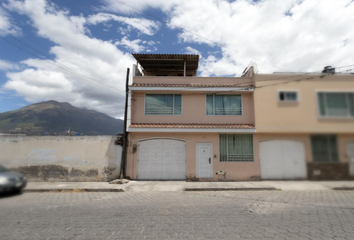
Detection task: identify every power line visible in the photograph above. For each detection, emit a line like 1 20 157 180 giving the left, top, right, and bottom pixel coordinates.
128 69 354 98
8 35 124 88
117 1 354 80
130 64 354 94
0 35 126 96
255 67 354 89
9 35 118 86
115 0 290 72
2 35 353 98
0 36 47 60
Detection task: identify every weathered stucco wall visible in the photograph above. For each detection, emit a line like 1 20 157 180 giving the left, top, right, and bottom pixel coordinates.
131 92 255 125
0 136 121 182
127 132 260 181
255 133 354 180
254 74 354 133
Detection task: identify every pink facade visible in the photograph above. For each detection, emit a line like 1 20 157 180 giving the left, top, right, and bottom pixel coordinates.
126 54 257 181
125 54 354 181
130 91 254 125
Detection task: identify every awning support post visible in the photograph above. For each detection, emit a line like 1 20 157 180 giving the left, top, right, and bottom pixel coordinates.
184 60 186 77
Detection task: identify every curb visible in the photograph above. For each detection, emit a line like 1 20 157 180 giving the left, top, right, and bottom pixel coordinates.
23 188 125 193
332 187 354 191
183 187 278 191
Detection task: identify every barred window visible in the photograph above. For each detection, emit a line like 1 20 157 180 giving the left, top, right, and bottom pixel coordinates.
219 134 254 162
311 135 338 162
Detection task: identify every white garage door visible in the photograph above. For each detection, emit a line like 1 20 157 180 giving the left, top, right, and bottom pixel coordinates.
137 139 186 180
260 140 307 180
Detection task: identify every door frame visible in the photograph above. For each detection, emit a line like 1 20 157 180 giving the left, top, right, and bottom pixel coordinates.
196 143 213 178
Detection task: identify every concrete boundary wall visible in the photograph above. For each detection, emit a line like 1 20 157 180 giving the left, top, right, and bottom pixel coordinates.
0 136 121 182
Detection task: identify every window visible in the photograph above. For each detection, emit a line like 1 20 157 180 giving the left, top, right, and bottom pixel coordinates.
311 135 338 162
145 94 181 115
206 94 242 115
279 91 298 102
219 134 254 162
318 92 354 118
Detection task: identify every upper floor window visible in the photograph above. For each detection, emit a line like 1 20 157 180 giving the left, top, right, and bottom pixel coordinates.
145 94 181 115
206 94 242 115
317 92 354 118
279 91 298 102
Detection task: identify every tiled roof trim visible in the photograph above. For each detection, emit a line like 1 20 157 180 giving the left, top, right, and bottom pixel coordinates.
131 83 254 88
130 123 255 129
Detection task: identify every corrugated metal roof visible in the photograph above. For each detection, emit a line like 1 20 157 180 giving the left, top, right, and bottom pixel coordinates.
132 53 199 71
130 123 255 129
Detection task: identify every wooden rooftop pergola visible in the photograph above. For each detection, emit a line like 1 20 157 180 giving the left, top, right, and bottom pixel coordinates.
132 53 199 77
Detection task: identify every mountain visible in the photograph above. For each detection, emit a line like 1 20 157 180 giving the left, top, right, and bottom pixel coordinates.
0 101 124 135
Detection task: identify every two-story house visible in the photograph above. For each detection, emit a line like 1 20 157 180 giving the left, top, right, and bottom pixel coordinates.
254 72 354 180
126 54 258 180
125 53 354 181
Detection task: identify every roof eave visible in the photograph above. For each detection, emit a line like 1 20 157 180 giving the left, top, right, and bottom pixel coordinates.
128 128 256 133
129 87 254 91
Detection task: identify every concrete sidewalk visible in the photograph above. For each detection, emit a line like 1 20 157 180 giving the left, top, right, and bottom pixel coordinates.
23 180 354 193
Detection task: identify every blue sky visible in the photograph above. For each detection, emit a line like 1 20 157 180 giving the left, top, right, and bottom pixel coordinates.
0 0 353 117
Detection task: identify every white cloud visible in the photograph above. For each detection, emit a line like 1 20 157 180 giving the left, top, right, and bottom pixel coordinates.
114 37 159 53
3 0 354 117
173 0 354 74
87 12 159 36
100 0 182 15
0 59 19 70
199 53 238 77
3 0 135 118
184 46 202 58
103 0 354 75
0 6 21 36
5 69 73 102
115 37 144 52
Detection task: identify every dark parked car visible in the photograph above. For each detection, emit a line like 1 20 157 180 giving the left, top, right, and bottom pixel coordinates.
0 164 27 193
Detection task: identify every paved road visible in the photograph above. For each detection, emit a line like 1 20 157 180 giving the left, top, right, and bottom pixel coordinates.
1 191 354 240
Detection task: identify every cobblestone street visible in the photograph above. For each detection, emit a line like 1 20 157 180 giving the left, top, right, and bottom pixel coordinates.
1 191 354 239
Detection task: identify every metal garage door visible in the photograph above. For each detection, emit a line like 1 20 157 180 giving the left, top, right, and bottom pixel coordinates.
137 139 186 180
347 142 354 176
260 140 307 179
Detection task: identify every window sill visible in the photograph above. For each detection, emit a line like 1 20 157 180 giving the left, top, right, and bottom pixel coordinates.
311 161 341 164
318 117 354 120
219 161 255 163
144 114 182 116
278 100 299 103
206 115 243 116
278 101 299 105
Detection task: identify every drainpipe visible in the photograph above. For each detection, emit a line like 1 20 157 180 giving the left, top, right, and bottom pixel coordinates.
119 68 130 179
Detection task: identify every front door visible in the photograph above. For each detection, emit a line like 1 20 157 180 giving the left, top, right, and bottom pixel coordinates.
347 143 354 176
196 143 213 178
